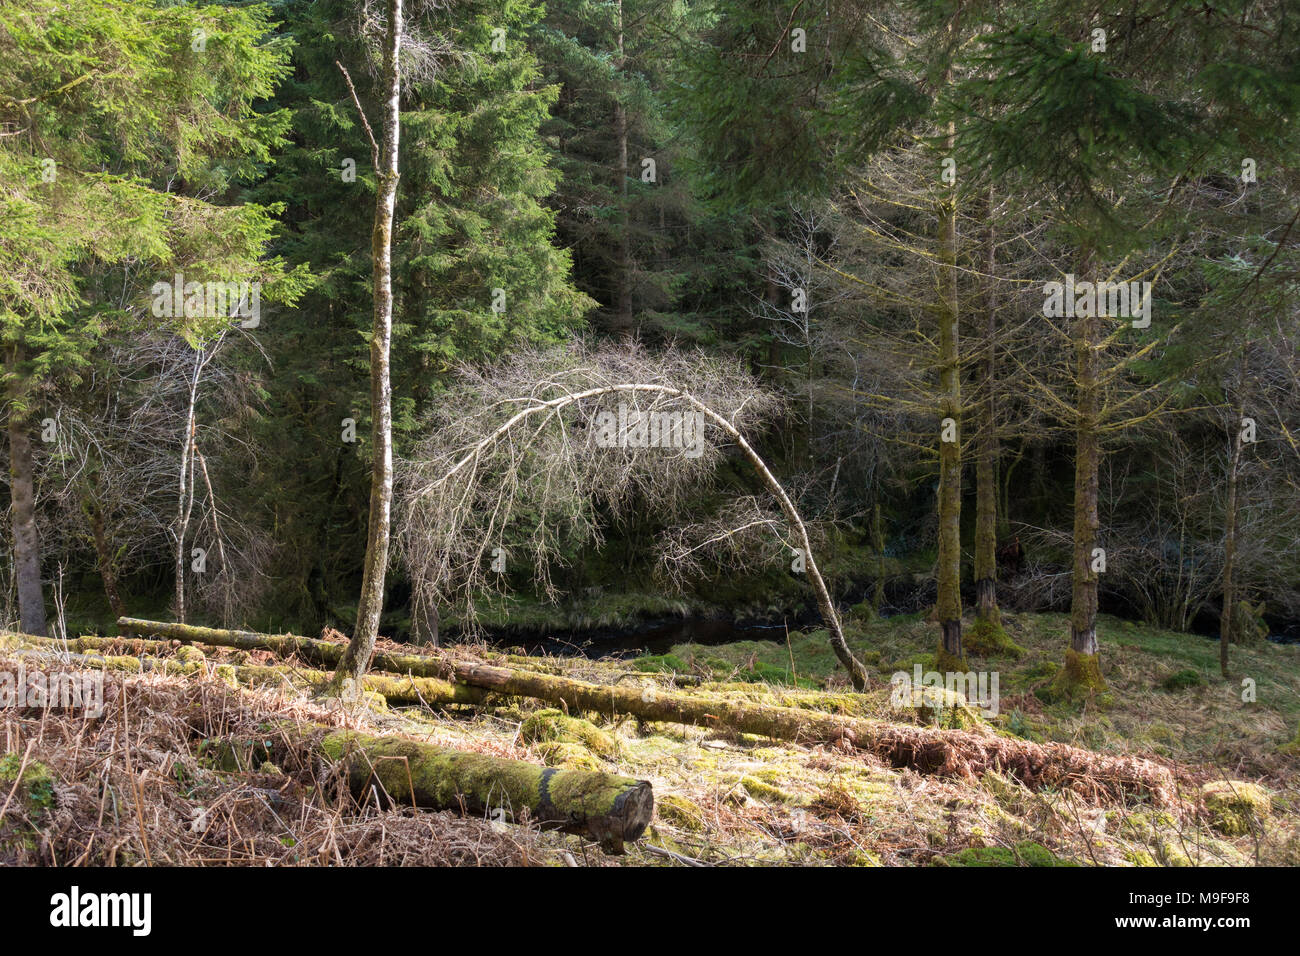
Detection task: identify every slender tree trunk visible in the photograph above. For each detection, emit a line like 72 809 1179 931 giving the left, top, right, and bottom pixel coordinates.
6 353 46 636
85 495 126 619
173 348 201 624
935 120 963 666
872 500 885 612
1220 391 1246 679
1059 258 1106 696
412 587 440 647
694 398 869 690
613 0 632 336
974 186 999 625
336 0 402 689
1071 316 1100 658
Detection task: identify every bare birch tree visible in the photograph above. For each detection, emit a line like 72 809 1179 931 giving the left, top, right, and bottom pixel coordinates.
333 0 403 690
395 341 872 690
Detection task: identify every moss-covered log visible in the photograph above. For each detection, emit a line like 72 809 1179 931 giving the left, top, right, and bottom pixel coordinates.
117 618 337 660
316 727 651 852
113 618 1174 801
1 630 173 657
4 644 652 852
116 617 537 680
4 642 487 709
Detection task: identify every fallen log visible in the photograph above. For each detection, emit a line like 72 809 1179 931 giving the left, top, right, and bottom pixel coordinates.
2 644 651 852
314 727 652 853
117 617 1176 802
3 643 488 708
0 632 173 657
116 618 548 680
117 618 339 661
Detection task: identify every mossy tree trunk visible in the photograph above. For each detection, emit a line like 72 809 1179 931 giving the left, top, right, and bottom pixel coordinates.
1062 262 1106 696
1219 386 1246 679
934 120 963 668
974 186 999 627
85 494 126 621
612 0 633 338
965 191 1023 659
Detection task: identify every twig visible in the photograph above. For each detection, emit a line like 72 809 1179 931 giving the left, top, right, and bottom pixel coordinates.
336 60 380 170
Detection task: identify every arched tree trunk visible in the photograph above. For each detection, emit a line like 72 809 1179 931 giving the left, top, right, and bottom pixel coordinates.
377 381 872 691
612 0 633 338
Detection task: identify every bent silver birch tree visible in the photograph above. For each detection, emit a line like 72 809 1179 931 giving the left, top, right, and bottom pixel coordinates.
396 343 871 691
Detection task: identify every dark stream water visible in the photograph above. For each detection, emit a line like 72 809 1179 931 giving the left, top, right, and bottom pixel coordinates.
481 573 1300 660
496 616 801 659
490 610 1300 661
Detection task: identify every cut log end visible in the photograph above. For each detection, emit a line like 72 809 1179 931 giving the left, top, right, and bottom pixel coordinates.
542 771 653 854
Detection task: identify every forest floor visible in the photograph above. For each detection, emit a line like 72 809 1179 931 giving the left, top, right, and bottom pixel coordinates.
2 609 1297 866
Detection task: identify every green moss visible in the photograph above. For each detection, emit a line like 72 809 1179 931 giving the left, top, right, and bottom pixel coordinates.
846 600 878 624
896 684 984 729
1145 722 1176 743
1153 837 1192 867
1045 648 1107 701
736 774 799 804
932 644 968 674
174 645 206 664
545 766 642 820
1011 660 1060 691
886 652 935 673
633 653 689 674
938 841 1076 867
1202 780 1271 836
1279 722 1300 755
964 615 1025 659
0 753 55 815
535 741 602 771
321 728 643 833
1160 669 1204 692
656 793 708 832
520 709 619 759
1116 809 1177 840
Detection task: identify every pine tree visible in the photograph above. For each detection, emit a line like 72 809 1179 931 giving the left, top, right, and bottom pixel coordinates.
0 0 304 633
246 0 592 631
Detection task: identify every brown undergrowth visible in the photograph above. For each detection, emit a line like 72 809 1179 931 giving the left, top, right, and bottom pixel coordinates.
0 655 563 866
3 632 1295 867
